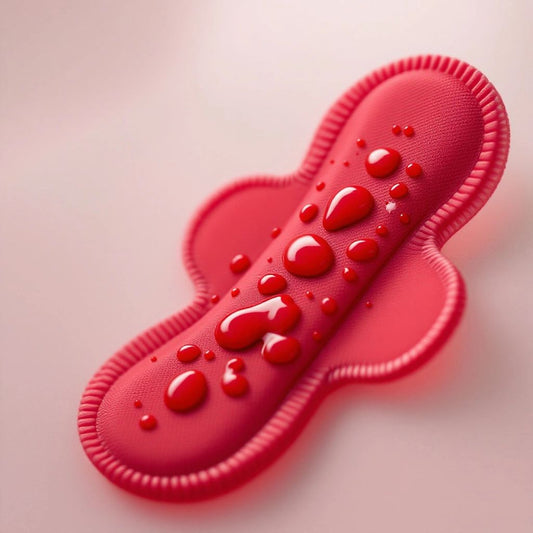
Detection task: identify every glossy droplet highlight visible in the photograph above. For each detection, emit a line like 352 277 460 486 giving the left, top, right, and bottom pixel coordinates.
283 234 334 277
231 287 240 297
406 163 422 177
305 290 314 300
262 333 300 364
316 181 325 191
271 227 281 238
221 358 248 397
342 267 358 282
403 125 414 137
258 273 287 295
320 297 338 315
177 344 201 363
390 183 408 199
229 253 250 274
376 224 388 236
347 239 379 262
139 414 157 430
299 203 318 223
400 213 411 224
215 295 301 351
323 186 374 232
365 148 401 178
356 138 366 147
134 400 143 408
164 370 207 412
392 124 401 135
204 349 215 361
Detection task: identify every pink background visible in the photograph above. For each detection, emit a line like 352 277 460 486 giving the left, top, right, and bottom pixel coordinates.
1 1 532 532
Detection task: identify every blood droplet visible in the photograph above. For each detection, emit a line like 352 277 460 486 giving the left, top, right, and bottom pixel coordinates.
323 186 374 232
376 224 389 236
164 370 207 412
365 148 401 178
283 234 334 277
258 273 287 295
356 138 366 147
221 358 248 397
406 163 422 177
342 267 358 282
399 213 411 224
271 227 281 238
139 414 157 430
347 239 379 262
390 182 408 199
392 124 401 135
231 287 240 297
230 253 251 274
177 344 201 363
299 203 319 223
403 125 414 137
316 181 325 191
261 333 300 364
320 297 338 315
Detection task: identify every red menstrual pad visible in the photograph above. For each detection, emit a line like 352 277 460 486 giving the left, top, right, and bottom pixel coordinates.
78 55 509 501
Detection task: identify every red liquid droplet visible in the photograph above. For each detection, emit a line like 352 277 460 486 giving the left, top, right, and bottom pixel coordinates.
139 414 157 430
392 124 401 135
258 273 287 295
150 356 157 362
320 297 338 315
164 370 207 412
323 186 374 232
403 125 414 137
365 301 373 309
390 182 408 199
343 161 350 167
215 294 301 351
316 181 325 191
262 332 300 364
406 163 422 177
271 227 281 238
299 203 319 223
376 224 388 236
231 287 240 297
399 213 411 224
356 138 366 147
347 239 379 262
365 148 401 178
267 257 273 263
312 331 323 342
221 357 248 397
283 234 334 277
134 400 143 408
204 349 215 361
330 159 335 164
305 290 314 300
177 344 201 363
229 253 251 274
342 267 358 282
211 294 220 304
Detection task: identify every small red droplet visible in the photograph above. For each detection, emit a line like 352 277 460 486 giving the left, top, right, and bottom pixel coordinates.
343 161 350 167
316 181 325 191
305 290 314 300
376 224 389 236
356 138 366 147
365 148 401 178
283 234 335 277
262 333 300 364
299 203 319 223
134 400 143 408
343 267 358 282
227 357 244 372
365 301 373 309
177 344 201 363
231 287 240 297
258 273 287 295
211 294 220 304
165 370 207 412
321 297 338 315
392 124 401 135
139 414 157 430
406 163 422 177
150 356 157 362
267 257 273 263
347 239 379 262
403 125 414 137
400 213 411 224
312 331 323 342
229 253 251 274
204 349 215 361
221 358 248 397
390 182 408 199
271 227 281 238
330 159 335 164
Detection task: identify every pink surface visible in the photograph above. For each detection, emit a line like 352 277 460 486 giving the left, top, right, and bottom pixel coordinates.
1 1 532 531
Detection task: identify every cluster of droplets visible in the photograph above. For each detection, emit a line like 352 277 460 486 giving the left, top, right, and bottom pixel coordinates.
137 125 424 429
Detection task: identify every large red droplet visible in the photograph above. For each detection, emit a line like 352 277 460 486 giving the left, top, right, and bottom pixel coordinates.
229 253 250 274
258 273 287 295
389 182 408 199
283 234 334 277
299 203 318 223
221 358 248 397
323 186 374 231
215 295 301 351
164 370 207 412
365 148 401 178
177 344 201 363
346 239 379 262
261 333 300 364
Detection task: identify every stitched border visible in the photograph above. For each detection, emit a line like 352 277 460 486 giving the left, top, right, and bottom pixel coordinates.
78 55 510 501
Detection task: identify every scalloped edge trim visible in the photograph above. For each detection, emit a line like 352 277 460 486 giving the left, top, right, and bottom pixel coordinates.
78 55 510 501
